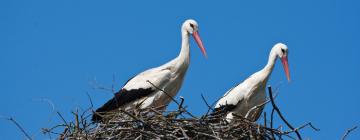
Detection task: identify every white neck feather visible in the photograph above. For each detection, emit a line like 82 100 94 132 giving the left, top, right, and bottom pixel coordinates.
167 27 190 74
256 48 278 82
264 49 278 71
178 27 190 60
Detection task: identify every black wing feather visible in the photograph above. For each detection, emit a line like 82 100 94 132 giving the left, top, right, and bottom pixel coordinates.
92 88 155 122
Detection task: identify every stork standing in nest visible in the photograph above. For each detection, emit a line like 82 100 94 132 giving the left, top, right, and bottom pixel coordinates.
214 43 290 122
92 19 207 122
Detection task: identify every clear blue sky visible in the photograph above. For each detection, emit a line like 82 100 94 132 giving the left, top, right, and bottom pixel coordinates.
1 0 359 139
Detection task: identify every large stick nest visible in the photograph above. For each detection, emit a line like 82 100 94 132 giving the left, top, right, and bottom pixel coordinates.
43 86 319 140
64 109 272 139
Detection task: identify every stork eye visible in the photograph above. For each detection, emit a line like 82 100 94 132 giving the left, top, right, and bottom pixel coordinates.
281 49 285 53
190 23 195 29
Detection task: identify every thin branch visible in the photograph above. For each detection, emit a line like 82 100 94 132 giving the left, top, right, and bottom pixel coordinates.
59 127 68 140
56 112 70 129
197 132 221 140
146 80 180 105
146 80 197 118
201 94 215 116
85 92 94 109
0 116 33 140
179 127 190 139
282 122 320 134
263 112 267 128
341 126 358 140
245 90 279 119
270 108 276 139
179 96 185 111
267 86 302 140
71 109 80 133
119 110 145 124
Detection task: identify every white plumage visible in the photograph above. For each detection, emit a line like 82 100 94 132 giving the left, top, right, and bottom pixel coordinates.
214 43 290 122
92 19 207 122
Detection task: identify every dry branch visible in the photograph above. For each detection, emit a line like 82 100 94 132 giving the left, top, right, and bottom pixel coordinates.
0 116 33 140
267 86 302 140
341 126 358 140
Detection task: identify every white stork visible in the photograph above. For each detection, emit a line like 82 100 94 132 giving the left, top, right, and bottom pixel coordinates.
214 43 290 122
92 19 207 122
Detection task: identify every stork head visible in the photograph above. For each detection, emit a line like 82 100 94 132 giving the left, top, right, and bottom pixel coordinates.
273 43 290 81
182 19 207 58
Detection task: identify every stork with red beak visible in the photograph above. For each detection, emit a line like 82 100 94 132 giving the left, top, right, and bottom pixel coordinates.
214 43 290 122
92 19 207 122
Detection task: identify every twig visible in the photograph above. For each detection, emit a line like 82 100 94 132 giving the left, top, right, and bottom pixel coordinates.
197 132 221 140
59 127 68 140
341 126 358 140
85 92 94 109
263 112 267 128
146 80 197 118
201 94 214 116
307 122 320 131
270 108 276 139
172 96 187 118
245 90 279 119
72 109 80 133
0 116 33 140
282 122 320 134
146 80 179 105
179 127 190 139
268 86 302 140
119 110 145 124
56 112 70 129
179 96 185 111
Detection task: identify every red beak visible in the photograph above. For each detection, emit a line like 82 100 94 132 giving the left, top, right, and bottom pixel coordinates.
281 55 291 81
192 31 207 58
